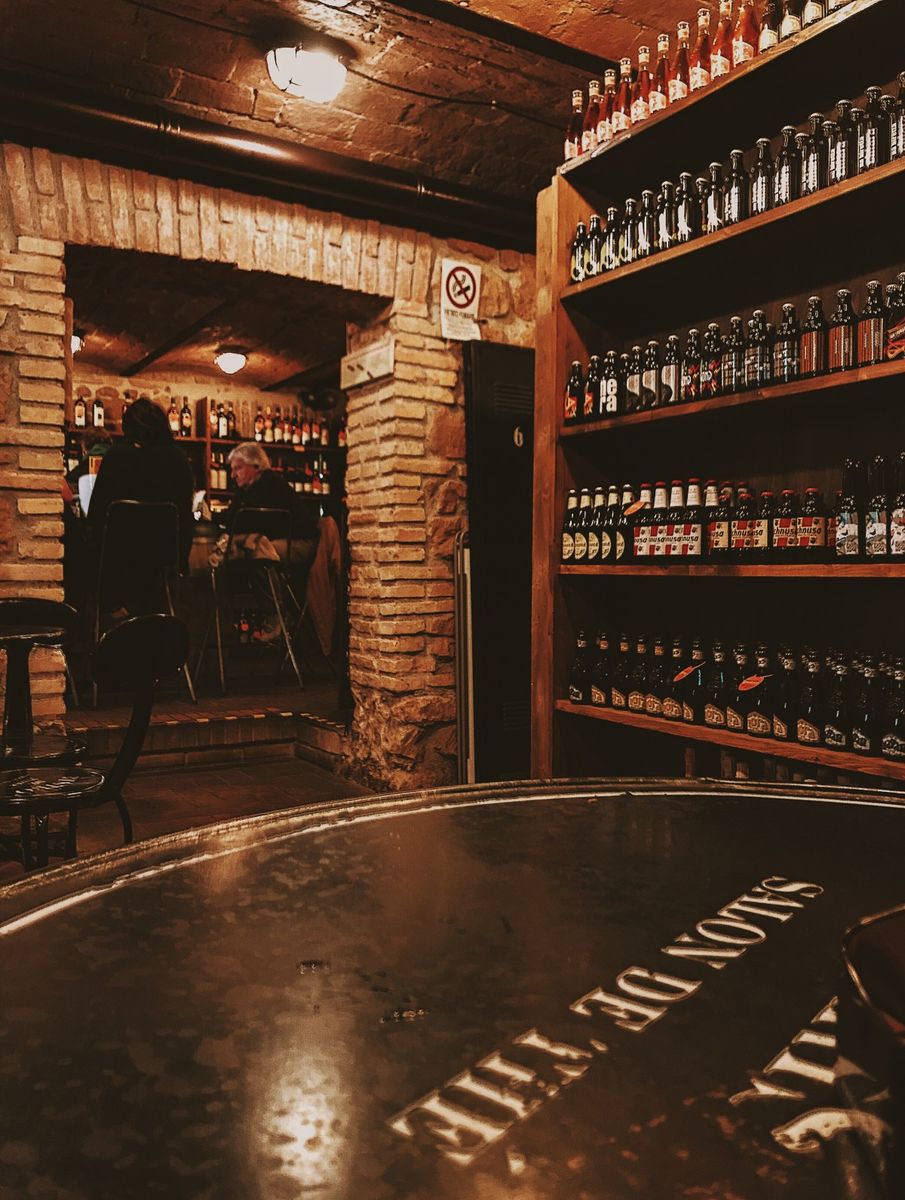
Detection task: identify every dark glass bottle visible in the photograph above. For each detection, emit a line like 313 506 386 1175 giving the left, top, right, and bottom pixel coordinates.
849 105 865 173
774 303 800 383
569 221 587 284
618 353 631 410
620 198 639 265
886 284 905 361
892 72 905 163
701 324 722 399
581 80 602 155
773 125 799 206
681 328 702 402
585 486 607 564
864 455 890 561
645 637 668 716
631 46 653 124
707 480 732 559
612 57 633 135
799 487 827 560
851 656 881 755
685 478 705 559
669 21 691 102
750 308 772 388
828 288 857 372
656 181 677 251
750 138 774 216
584 214 604 278
746 643 775 737
599 484 621 564
628 633 650 713
800 113 828 195
614 483 636 563
796 651 823 745
675 172 699 243
624 345 643 412
751 490 774 557
603 207 621 272
772 488 800 559
683 638 707 723
835 457 864 559
800 295 828 378
564 89 585 162
600 350 621 416
706 161 725 233
661 335 681 405
858 279 886 367
630 483 653 557
582 355 602 421
881 660 905 761
861 86 889 173
572 487 593 563
610 633 632 709
568 630 592 704
649 481 669 557
743 318 757 390
725 642 751 732
642 340 661 408
695 176 712 236
891 450 905 560
772 647 799 741
662 637 687 721
723 150 749 226
730 486 755 561
703 641 731 727
638 189 657 258
823 658 851 751
831 99 856 184
563 360 584 424
721 316 746 394
590 630 612 707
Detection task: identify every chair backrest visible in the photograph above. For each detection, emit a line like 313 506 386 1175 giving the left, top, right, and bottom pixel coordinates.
228 506 293 561
92 614 189 793
0 598 80 637
100 500 181 582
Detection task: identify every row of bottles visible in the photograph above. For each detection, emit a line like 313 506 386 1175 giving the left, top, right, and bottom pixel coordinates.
277 457 333 497
252 405 347 448
564 0 859 161
210 451 230 491
562 455 905 564
563 273 905 422
205 399 239 440
567 629 905 760
569 75 905 282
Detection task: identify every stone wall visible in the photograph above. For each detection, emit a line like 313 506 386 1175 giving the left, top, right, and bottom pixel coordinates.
0 142 534 783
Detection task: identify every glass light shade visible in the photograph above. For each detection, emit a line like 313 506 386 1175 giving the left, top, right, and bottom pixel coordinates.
266 46 347 104
70 332 84 354
214 349 248 375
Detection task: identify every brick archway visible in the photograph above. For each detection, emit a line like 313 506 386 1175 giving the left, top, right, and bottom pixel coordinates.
0 142 534 786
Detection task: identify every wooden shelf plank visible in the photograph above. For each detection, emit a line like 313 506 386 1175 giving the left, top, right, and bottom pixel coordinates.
554 699 905 782
560 563 905 578
559 0 899 204
560 359 905 438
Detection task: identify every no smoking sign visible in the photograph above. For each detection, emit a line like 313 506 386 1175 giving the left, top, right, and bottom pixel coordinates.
440 258 482 341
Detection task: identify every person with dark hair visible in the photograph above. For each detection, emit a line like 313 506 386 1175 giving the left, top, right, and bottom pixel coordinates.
86 396 195 615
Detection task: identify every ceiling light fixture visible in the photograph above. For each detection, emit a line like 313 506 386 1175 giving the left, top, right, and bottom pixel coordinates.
71 329 85 354
214 347 248 375
266 45 348 104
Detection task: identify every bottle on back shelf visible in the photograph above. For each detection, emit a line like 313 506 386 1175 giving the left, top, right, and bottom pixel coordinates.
649 482 670 556
745 643 774 737
570 222 587 285
669 22 690 103
621 199 639 265
613 58 633 134
613 483 636 563
711 0 734 77
726 642 752 731
730 485 755 560
586 486 607 564
750 138 773 216
681 328 702 402
772 488 800 560
564 360 584 425
689 9 712 92
631 483 654 557
584 215 604 278
858 280 886 366
646 637 668 716
732 0 760 65
642 340 661 407
611 634 632 709
568 631 592 703
861 86 889 174
796 650 823 744
168 398 180 434
602 207 621 272
638 190 657 259
650 34 670 113
882 660 905 761
891 451 905 560
656 181 678 251
628 633 650 713
851 655 880 754
74 394 87 428
758 0 779 50
661 334 681 405
724 149 749 225
801 295 828 378
631 47 653 124
662 638 687 721
675 173 699 243
798 488 827 560
597 69 618 146
664 480 686 557
600 351 621 416
835 457 864 559
774 303 801 383
572 487 593 563
254 406 264 442
829 288 857 372
704 641 731 727
590 631 612 707
583 355 602 421
564 90 584 162
751 490 774 557
864 455 890 561
582 81 602 154
561 489 579 563
683 638 708 723
885 284 905 360
772 647 798 740
700 324 722 398
721 316 745 394
179 397 192 438
624 345 643 412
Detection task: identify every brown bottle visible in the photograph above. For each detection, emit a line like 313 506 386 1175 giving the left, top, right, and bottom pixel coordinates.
689 9 712 92
650 34 670 113
669 22 690 103
613 58 633 135
631 47 653 124
581 81 602 155
732 0 760 66
564 90 584 162
711 0 734 78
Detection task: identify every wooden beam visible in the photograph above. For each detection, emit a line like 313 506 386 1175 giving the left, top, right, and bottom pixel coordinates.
122 301 232 377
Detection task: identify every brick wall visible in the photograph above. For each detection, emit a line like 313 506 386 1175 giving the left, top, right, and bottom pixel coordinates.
0 142 534 784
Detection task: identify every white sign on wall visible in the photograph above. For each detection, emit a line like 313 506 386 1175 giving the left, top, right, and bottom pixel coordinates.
440 259 482 341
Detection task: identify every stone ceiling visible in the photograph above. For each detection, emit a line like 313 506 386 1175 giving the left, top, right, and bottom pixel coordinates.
0 0 688 205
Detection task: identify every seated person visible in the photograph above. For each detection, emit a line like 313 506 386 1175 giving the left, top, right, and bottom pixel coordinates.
86 397 194 616
222 442 319 571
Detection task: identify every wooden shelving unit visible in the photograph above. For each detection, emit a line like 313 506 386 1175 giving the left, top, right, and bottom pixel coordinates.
531 14 905 783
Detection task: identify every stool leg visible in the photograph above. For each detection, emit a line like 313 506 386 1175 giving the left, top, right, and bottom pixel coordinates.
212 569 226 695
20 815 33 871
164 577 197 704
65 808 79 859
4 641 34 742
267 569 303 689
114 793 133 845
35 814 49 869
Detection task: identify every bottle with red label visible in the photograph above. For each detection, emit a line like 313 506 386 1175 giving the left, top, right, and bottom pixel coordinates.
701 324 722 398
799 488 828 561
858 280 886 366
684 479 704 559
631 47 653 125
612 58 633 135
581 81 602 155
829 288 857 372
730 485 755 560
583 355 602 420
732 0 760 66
884 283 905 360
707 481 732 559
664 481 687 556
711 0 734 78
563 361 584 424
649 482 670 556
801 295 828 378
669 23 691 103
689 9 712 92
772 488 800 559
629 484 653 557
681 328 702 402
650 34 670 113
564 90 584 162
597 69 617 146
751 490 774 556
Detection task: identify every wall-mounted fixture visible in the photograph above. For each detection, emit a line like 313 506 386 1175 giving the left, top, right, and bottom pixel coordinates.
266 45 347 104
71 329 85 354
214 346 248 375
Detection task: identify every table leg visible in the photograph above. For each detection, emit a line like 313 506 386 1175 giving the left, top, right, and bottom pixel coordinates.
3 640 34 743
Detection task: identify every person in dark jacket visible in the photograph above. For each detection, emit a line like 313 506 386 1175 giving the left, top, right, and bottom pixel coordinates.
86 397 195 615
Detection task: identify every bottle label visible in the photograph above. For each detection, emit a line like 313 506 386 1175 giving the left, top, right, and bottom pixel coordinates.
890 507 905 556
887 316 905 360
661 363 680 405
600 532 613 561
682 700 695 722
797 515 827 550
596 117 612 146
780 13 802 36
628 690 646 712
829 326 855 370
649 89 667 113
568 684 586 703
730 518 753 552
611 111 630 133
626 373 642 408
704 704 726 727
689 65 710 92
573 532 588 561
751 177 770 215
835 513 860 557
797 719 820 743
663 697 683 719
681 362 700 401
800 331 825 376
581 129 597 155
587 532 600 561
604 378 619 413
732 38 755 66
802 0 824 21
641 368 659 406
633 525 650 557
645 694 662 715
564 138 579 162
631 97 649 124
663 522 682 557
615 531 627 561
862 127 879 171
668 79 688 103
852 727 872 752
858 318 884 365
824 724 847 748
611 687 627 708
564 388 579 420
773 715 789 740
747 711 772 735
726 706 744 731
758 28 778 50
651 522 667 556
591 685 608 706
774 164 793 205
725 186 743 224
882 734 905 760
583 386 596 419
771 517 797 552
711 51 730 78
708 519 730 552
865 511 888 557
569 253 584 285
562 533 574 561
685 522 703 557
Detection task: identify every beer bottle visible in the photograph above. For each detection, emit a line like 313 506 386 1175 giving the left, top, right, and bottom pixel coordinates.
254 406 264 441
584 215 604 279
638 190 657 259
583 355 602 421
656 181 678 251
664 480 686 556
568 630 592 703
725 642 751 730
218 402 229 439
650 481 670 556
891 72 905 163
799 488 827 561
831 99 856 184
696 176 713 236
614 483 637 563
613 57 633 134
661 334 681 404
890 450 905 560
881 660 905 761
801 0 824 26
750 138 774 216
625 345 643 412
602 207 621 272
706 162 725 232
704 641 731 727
822 120 843 187
684 478 704 559
227 402 237 439
701 324 722 399
620 198 639 265
600 350 621 416
599 483 621 563
730 486 755 561
890 89 904 157
772 647 799 739
645 636 668 716
561 489 579 563
632 483 654 557
864 455 890 561
745 643 774 737
565 90 585 161
711 0 733 77
851 655 880 754
858 280 886 367
675 173 699 243
779 0 802 39
618 353 631 410
835 457 864 560
796 650 823 744
167 398 180 434
885 284 905 361
631 46 653 124
628 632 650 712
774 303 800 383
861 86 889 173
582 81 602 155
773 126 799 206
681 328 702 402
772 488 799 560
751 308 772 388
650 34 670 114
669 22 691 103
563 361 584 424
572 487 593 563
743 318 757 390
828 288 856 372
800 295 828 378
642 341 661 408
683 638 707 722
849 105 865 174
662 638 687 721
690 9 712 92
721 316 746 394
751 490 774 557
758 0 779 51
823 657 851 750
597 68 617 146
569 222 587 284
704 480 724 558
590 631 612 707
610 633 632 708
801 114 828 196
586 486 607 564
73 394 87 428
724 150 749 225
732 0 760 64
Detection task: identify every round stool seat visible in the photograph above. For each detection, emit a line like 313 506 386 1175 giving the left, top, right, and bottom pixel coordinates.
0 768 104 815
1 733 88 767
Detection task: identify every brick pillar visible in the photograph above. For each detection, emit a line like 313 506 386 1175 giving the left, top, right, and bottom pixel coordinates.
0 236 68 720
345 301 465 790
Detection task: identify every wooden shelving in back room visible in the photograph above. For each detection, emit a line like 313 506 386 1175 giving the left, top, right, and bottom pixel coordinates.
560 563 905 578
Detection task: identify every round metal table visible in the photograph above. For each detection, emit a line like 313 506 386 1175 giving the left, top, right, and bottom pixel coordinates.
1 779 903 1198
